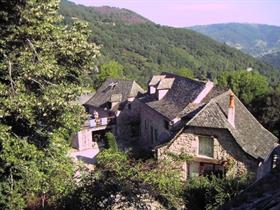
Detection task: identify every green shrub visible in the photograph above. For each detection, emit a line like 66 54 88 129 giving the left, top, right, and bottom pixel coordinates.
183 175 250 210
105 132 118 152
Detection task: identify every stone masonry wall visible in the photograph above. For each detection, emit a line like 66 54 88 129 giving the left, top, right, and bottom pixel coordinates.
117 98 143 142
139 103 171 149
157 126 259 179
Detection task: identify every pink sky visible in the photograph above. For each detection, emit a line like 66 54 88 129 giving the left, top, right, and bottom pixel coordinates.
70 0 280 27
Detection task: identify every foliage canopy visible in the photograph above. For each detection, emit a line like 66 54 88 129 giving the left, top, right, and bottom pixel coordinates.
0 0 99 209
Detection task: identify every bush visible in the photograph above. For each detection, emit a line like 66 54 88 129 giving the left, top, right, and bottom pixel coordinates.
105 132 118 152
59 148 184 209
183 175 250 210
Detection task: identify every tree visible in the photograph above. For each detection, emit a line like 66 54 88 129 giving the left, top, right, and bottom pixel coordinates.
58 149 184 209
250 92 280 138
217 70 270 104
0 0 99 209
95 60 124 87
176 67 194 79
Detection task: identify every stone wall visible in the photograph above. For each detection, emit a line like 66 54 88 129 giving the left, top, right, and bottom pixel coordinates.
71 129 93 150
157 126 259 179
117 98 143 142
139 102 171 149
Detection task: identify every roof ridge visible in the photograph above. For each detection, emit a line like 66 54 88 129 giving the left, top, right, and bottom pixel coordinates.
160 71 207 85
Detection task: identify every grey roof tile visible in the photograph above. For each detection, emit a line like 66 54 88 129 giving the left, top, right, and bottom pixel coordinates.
157 78 175 90
85 78 144 108
187 91 278 159
143 72 206 120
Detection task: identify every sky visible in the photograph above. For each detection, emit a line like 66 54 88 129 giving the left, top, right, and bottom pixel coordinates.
70 0 280 27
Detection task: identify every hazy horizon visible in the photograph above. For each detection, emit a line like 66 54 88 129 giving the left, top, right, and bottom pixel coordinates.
70 0 280 27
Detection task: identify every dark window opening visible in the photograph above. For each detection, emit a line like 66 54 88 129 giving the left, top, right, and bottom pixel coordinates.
200 163 224 177
131 123 139 137
164 120 169 130
106 102 112 109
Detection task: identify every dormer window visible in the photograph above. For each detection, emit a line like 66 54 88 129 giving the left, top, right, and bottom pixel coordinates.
107 102 112 109
198 136 214 158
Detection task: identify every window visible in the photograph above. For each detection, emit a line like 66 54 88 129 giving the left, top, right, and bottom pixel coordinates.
164 120 169 130
107 102 112 109
198 136 214 157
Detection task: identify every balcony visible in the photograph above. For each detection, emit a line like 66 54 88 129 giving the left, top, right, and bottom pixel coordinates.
83 116 115 129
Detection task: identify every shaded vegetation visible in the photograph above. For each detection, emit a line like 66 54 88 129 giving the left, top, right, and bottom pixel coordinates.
183 175 251 210
250 91 280 138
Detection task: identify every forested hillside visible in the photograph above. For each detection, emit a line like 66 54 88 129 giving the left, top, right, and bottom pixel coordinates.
60 0 279 85
262 52 280 69
190 23 280 68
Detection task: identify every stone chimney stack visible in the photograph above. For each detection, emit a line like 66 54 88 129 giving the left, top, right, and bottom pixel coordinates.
228 92 235 128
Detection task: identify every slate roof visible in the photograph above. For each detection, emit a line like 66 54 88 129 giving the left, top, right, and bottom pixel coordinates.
157 78 175 90
111 94 122 102
149 75 166 86
141 72 207 120
187 91 279 160
85 78 144 108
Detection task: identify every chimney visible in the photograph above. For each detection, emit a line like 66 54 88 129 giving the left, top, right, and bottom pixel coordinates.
228 92 235 128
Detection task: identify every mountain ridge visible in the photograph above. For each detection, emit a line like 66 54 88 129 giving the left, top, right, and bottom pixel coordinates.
189 23 280 59
60 1 280 85
61 0 151 25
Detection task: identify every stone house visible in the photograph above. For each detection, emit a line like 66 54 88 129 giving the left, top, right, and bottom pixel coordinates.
71 78 144 150
137 72 278 179
72 72 278 180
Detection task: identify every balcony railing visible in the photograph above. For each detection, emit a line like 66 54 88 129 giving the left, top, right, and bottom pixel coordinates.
84 116 115 128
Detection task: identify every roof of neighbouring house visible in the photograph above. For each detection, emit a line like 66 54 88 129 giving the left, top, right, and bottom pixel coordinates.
85 78 144 108
186 90 278 160
140 72 208 120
